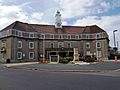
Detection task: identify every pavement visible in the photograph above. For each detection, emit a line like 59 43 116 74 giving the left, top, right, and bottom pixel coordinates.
1 60 120 72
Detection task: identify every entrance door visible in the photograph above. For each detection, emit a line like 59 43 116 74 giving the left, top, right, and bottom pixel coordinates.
50 55 59 63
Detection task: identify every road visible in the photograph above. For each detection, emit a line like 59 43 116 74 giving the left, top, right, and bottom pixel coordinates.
0 65 120 90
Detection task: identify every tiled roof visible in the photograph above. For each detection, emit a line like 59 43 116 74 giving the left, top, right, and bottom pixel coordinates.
1 21 105 34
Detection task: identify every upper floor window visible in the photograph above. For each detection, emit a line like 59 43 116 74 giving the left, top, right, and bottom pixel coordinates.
18 31 23 37
29 32 34 38
96 33 101 39
18 41 22 48
86 34 90 39
86 42 90 48
79 34 81 39
29 42 34 49
67 35 71 39
50 34 54 39
96 42 101 48
40 34 45 39
75 35 79 39
59 35 63 39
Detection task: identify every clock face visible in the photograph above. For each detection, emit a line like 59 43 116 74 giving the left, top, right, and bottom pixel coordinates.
57 23 61 27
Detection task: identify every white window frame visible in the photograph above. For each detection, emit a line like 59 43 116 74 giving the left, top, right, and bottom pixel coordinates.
67 42 72 48
58 42 64 48
17 52 22 59
29 52 34 59
96 33 101 39
18 31 23 37
86 51 91 55
67 34 71 39
29 42 34 49
41 34 45 39
29 32 34 38
50 43 54 48
86 42 90 48
18 41 22 48
79 34 82 39
59 34 63 39
97 51 102 57
75 35 79 39
96 42 101 48
86 34 90 39
50 34 54 39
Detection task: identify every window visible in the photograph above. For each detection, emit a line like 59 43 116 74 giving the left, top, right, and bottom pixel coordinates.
86 34 90 39
41 34 45 39
86 51 91 55
96 33 101 39
18 41 22 48
29 52 34 59
82 34 86 39
15 30 18 36
59 35 63 39
50 43 54 48
96 42 101 48
86 43 90 48
17 52 22 59
97 51 102 57
79 34 81 39
50 34 54 39
18 31 23 37
58 42 64 48
75 35 79 39
67 42 72 48
67 35 71 39
29 32 34 38
29 42 34 49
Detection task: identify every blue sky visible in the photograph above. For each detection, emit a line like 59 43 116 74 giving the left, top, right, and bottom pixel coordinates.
0 0 120 49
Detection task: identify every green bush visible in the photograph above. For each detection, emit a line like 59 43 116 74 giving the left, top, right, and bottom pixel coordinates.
84 55 95 62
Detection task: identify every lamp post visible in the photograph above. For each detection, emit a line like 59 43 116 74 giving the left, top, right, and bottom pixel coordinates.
113 30 118 48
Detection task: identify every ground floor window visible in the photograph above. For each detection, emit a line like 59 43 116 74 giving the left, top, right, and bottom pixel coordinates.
29 52 34 59
97 51 102 57
17 52 22 59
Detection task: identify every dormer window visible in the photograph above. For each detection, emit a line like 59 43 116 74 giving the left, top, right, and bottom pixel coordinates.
86 34 90 39
96 33 101 39
50 34 54 39
67 35 71 39
59 35 63 39
29 32 34 38
18 31 23 37
39 34 45 39
75 35 79 39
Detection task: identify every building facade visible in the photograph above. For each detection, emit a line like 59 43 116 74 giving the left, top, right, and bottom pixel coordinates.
0 11 109 63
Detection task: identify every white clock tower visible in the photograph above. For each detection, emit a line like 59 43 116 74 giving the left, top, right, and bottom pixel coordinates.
55 10 62 28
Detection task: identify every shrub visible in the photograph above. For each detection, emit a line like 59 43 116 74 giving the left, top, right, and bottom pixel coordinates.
84 55 95 62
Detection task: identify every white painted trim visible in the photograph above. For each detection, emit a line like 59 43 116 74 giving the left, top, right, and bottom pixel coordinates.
17 52 22 59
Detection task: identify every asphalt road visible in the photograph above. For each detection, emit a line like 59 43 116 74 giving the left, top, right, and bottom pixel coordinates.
11 61 120 71
0 65 120 90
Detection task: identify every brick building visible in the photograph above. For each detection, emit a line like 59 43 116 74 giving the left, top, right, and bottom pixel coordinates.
0 11 109 63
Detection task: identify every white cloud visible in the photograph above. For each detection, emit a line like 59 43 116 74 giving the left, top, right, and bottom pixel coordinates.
58 0 113 19
31 12 44 20
73 15 120 48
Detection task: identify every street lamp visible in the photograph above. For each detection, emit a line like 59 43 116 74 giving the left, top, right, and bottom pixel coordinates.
113 30 118 48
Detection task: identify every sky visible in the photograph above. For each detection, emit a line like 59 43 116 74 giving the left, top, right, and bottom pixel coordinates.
0 0 120 50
